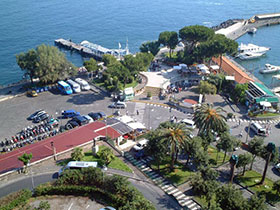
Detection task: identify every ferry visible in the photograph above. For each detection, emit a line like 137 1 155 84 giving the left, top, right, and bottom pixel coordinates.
260 64 280 74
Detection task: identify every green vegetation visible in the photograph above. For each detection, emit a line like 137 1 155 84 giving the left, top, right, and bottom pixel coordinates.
150 157 194 185
83 58 101 73
0 189 32 210
158 31 178 58
34 168 155 210
98 53 153 92
253 112 280 118
230 83 248 104
139 41 160 56
71 147 84 161
16 44 76 85
198 80 217 96
18 152 33 173
207 146 229 166
59 146 132 173
236 170 280 204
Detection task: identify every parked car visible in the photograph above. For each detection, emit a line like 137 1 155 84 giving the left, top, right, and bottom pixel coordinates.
71 115 90 126
62 110 80 118
28 110 45 120
181 119 196 129
109 101 127 109
75 78 90 91
88 112 106 120
33 113 49 123
48 118 59 127
26 90 38 97
65 120 79 130
99 207 116 210
133 139 149 151
83 115 94 123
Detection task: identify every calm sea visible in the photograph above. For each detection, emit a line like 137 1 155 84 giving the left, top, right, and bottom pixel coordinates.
0 0 279 86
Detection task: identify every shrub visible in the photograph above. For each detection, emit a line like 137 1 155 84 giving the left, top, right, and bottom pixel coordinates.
70 147 84 161
227 113 233 119
147 91 152 98
0 189 32 210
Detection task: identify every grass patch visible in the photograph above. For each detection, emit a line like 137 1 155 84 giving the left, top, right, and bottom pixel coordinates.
150 157 194 185
56 146 132 173
194 195 208 208
208 146 230 167
254 113 280 118
92 78 105 87
124 80 138 88
236 170 280 204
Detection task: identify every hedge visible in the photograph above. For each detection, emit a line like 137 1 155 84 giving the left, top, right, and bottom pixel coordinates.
0 189 32 210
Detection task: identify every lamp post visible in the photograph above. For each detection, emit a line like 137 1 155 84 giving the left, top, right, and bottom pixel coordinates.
51 141 57 161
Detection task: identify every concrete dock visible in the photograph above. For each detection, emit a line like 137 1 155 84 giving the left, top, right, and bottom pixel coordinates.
216 13 280 40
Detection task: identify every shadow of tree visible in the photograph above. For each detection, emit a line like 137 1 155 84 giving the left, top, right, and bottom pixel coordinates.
67 92 107 105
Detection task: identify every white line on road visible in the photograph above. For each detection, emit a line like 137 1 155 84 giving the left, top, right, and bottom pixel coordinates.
86 204 90 209
68 202 73 210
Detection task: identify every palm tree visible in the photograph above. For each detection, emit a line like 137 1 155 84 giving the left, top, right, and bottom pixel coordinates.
194 103 227 136
159 122 191 170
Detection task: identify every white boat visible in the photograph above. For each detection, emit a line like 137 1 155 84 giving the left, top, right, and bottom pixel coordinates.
237 52 265 60
238 43 270 54
248 27 257 34
260 64 280 74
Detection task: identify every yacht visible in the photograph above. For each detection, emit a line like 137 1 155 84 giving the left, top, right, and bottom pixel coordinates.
237 43 270 60
260 64 280 74
248 27 257 34
237 52 265 60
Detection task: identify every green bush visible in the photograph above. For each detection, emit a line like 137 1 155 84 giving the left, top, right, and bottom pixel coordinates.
227 113 233 119
0 189 32 210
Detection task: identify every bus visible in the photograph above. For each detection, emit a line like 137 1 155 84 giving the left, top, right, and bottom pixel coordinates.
66 79 81 93
57 81 73 95
58 161 98 176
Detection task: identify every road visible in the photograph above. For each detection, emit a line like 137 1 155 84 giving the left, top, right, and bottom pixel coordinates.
0 172 182 210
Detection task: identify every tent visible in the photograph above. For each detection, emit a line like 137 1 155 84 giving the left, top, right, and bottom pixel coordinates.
117 115 134 124
210 65 220 70
260 101 272 107
127 122 146 130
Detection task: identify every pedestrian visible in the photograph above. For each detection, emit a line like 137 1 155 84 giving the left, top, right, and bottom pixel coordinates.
169 107 172 113
136 110 139 115
126 110 129 116
239 119 241 126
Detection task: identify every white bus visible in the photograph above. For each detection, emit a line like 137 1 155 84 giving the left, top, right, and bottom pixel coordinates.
75 78 90 91
67 79 81 93
58 161 98 176
181 119 196 129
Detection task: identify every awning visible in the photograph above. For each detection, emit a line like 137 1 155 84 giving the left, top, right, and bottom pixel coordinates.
260 101 271 107
173 66 182 70
225 76 235 81
210 65 220 70
117 115 134 124
127 122 146 130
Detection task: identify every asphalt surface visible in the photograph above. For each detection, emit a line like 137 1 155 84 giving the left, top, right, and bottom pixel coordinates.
0 172 182 210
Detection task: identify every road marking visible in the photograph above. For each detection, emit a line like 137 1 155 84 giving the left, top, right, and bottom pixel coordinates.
86 205 90 209
68 202 73 210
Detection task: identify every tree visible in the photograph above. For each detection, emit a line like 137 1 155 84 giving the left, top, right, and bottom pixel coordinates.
102 54 118 66
248 137 264 170
71 147 84 161
200 167 219 181
98 147 115 166
273 180 280 195
247 194 267 210
198 81 217 97
194 103 227 136
158 31 178 58
231 83 248 104
207 74 225 93
159 122 191 170
33 201 51 210
236 153 253 176
139 41 160 56
179 25 215 53
34 44 76 84
182 136 202 164
18 153 33 173
83 58 100 74
216 132 237 163
145 130 167 171
193 147 209 167
260 142 276 184
16 49 38 84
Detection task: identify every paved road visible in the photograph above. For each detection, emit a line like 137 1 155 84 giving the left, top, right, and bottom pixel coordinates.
0 172 182 210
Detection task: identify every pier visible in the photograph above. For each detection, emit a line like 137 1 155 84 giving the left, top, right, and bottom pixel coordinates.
215 13 280 40
55 38 129 60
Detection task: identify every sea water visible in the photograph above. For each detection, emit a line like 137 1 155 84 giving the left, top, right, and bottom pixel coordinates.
0 0 279 86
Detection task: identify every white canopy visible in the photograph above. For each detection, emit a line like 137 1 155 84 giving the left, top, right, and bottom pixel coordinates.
197 64 209 70
124 87 134 95
201 69 210 74
260 101 271 107
225 76 235 81
127 122 146 130
117 115 134 124
210 65 220 70
179 64 188 68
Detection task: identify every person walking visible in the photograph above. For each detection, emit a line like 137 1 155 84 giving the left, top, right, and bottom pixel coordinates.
136 110 139 115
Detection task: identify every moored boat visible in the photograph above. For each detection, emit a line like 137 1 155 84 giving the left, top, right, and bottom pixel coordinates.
248 27 257 34
237 52 265 60
260 64 280 74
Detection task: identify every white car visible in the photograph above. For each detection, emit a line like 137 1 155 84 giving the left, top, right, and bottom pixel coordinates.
109 101 127 109
181 119 196 129
133 139 149 151
275 163 280 172
83 115 94 123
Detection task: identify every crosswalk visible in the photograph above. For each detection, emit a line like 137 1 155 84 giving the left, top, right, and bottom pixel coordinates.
228 118 280 124
124 152 201 210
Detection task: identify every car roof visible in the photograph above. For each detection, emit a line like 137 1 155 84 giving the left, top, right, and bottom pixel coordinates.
98 112 106 116
64 109 77 113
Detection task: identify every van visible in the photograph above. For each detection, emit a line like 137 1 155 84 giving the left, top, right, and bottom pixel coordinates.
75 78 90 91
181 119 196 129
251 122 267 136
67 79 81 93
58 161 98 176
62 109 80 118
